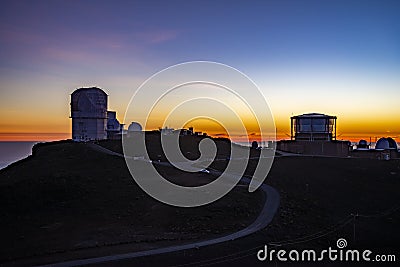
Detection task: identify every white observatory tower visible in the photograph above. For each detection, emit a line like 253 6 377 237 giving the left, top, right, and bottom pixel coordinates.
70 87 108 141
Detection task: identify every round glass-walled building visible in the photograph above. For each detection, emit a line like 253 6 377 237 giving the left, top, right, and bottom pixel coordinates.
291 113 337 141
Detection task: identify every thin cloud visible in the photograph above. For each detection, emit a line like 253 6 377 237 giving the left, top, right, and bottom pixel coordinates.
136 30 180 44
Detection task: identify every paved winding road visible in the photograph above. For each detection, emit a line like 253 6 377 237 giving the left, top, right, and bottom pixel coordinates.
37 144 280 267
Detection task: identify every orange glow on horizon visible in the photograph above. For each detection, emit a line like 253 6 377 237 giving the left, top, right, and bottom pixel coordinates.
0 113 398 143
0 131 398 144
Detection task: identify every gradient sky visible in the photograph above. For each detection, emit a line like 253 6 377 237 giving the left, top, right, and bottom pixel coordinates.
0 0 399 141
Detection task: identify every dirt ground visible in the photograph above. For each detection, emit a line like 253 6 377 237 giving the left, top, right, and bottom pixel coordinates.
0 137 399 266
0 140 262 265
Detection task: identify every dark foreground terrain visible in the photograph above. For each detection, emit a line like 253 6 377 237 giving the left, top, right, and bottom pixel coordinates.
0 138 399 266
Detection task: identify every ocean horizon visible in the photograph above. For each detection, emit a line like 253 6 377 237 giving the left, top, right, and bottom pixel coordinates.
0 141 38 170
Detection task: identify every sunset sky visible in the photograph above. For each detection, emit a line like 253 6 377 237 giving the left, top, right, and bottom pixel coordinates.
0 0 399 142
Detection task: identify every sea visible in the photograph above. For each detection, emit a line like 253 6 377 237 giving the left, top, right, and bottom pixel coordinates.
0 142 38 170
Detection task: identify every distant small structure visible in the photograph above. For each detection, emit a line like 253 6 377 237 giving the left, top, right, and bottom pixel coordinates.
251 141 259 149
126 122 143 138
71 87 108 141
128 122 143 132
356 139 369 150
351 137 398 160
106 111 123 140
158 126 208 137
175 129 192 136
159 126 174 135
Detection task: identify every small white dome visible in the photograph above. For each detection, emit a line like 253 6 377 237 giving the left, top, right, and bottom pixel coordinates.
128 122 142 132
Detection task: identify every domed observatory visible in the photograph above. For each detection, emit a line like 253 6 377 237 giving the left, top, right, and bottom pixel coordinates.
291 113 337 141
357 139 369 149
375 137 398 150
128 122 143 132
126 121 143 137
125 122 145 157
70 87 108 141
374 137 399 160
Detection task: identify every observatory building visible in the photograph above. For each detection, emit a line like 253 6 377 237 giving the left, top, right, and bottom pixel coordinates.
128 122 143 132
290 113 337 141
277 113 350 157
126 122 143 138
356 140 369 150
70 87 108 141
375 137 398 150
106 111 124 140
351 137 399 160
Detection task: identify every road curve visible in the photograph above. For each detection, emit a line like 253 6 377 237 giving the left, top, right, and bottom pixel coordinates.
36 144 280 267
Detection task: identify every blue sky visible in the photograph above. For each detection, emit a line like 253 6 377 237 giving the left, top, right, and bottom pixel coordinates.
0 0 399 140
